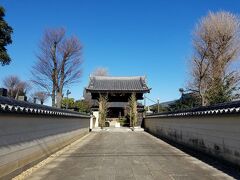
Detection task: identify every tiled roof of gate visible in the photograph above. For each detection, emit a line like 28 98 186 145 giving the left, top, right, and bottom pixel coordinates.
0 96 89 117
86 76 151 92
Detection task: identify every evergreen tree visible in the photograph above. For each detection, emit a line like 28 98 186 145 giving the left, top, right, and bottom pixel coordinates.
0 6 13 66
129 93 138 127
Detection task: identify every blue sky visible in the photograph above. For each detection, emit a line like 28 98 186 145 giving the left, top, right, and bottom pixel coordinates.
1 0 240 105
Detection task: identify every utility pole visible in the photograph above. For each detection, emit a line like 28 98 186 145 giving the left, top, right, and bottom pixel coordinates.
157 98 160 113
66 90 71 109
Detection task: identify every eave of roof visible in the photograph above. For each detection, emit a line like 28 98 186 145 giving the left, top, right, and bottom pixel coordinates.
0 96 90 117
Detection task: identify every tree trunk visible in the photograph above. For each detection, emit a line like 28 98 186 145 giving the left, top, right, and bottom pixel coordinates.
56 91 62 108
202 96 207 106
52 42 58 107
199 91 207 106
51 82 56 107
15 89 19 100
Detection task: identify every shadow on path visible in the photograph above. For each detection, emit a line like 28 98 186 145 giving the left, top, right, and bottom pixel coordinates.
150 133 240 179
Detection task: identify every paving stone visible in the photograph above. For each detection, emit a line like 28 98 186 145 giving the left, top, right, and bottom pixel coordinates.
26 131 234 180
134 175 154 180
115 176 135 180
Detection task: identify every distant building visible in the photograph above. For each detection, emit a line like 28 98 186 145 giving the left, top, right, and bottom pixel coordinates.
85 76 151 127
149 92 200 113
0 88 7 97
159 100 177 108
149 100 177 113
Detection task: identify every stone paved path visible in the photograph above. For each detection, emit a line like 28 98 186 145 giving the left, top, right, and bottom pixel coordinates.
26 131 234 180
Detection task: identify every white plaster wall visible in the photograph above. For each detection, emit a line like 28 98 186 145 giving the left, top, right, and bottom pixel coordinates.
0 114 90 179
144 114 240 167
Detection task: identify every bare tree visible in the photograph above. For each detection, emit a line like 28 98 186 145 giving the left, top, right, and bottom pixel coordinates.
33 91 49 105
3 75 29 99
92 67 109 76
31 28 83 108
189 11 240 105
84 67 108 109
83 89 95 106
189 45 211 106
